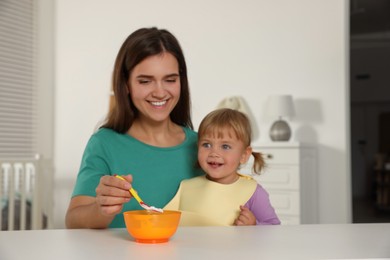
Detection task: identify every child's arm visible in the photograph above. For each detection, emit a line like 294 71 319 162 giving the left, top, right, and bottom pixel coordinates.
242 184 281 225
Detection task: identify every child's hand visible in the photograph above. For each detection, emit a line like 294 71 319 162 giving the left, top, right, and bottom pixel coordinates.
234 205 256 226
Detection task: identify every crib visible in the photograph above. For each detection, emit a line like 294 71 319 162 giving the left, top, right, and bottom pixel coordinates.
0 155 52 230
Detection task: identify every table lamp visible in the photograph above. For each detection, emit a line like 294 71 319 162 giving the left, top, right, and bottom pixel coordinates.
266 95 295 141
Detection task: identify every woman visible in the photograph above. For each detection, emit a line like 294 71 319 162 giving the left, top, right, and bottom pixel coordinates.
65 27 204 229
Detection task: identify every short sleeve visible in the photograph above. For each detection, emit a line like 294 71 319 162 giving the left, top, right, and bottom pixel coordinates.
71 135 111 197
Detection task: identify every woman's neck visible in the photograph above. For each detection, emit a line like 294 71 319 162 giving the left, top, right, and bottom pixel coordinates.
127 119 184 147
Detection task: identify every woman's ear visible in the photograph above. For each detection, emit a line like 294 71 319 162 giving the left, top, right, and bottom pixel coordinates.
240 146 252 164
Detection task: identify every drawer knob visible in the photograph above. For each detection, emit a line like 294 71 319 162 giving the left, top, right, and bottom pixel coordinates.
266 154 273 159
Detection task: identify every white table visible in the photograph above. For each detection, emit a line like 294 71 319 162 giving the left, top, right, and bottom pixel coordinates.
0 224 389 259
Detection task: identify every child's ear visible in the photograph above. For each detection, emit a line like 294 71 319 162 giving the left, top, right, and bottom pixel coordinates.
240 146 252 164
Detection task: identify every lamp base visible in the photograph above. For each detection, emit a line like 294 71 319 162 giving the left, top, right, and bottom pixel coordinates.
269 120 291 141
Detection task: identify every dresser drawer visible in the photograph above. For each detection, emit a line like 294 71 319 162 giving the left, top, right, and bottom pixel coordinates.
242 164 300 190
255 148 300 165
267 191 300 216
256 165 299 190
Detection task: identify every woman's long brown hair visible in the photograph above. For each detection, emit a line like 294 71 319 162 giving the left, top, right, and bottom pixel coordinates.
102 27 193 133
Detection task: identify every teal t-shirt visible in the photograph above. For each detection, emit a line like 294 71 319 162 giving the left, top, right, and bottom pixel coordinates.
72 127 204 228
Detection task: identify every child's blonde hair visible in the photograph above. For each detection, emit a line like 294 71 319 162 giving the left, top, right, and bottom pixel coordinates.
198 108 265 174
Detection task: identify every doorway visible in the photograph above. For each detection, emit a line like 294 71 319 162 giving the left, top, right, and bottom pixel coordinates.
350 0 390 223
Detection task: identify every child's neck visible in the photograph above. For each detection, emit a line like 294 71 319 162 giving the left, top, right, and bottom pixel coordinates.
206 173 239 184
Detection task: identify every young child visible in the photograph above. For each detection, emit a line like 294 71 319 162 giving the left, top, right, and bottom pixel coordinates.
164 108 280 226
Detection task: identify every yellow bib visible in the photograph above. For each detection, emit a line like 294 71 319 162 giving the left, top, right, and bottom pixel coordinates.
164 175 257 226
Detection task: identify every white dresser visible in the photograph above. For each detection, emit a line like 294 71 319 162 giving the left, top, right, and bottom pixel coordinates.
240 142 317 225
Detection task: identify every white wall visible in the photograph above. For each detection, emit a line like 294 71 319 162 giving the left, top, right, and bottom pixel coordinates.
54 0 350 228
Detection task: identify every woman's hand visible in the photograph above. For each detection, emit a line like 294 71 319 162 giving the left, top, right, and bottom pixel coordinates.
234 205 257 226
65 174 133 229
95 174 133 216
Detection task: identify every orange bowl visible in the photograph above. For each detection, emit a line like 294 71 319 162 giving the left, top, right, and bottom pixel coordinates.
123 210 181 243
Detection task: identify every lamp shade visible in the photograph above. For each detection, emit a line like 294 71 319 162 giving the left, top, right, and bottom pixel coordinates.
266 95 295 118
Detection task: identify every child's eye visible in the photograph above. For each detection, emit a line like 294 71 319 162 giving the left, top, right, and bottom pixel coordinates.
222 144 231 150
201 142 211 148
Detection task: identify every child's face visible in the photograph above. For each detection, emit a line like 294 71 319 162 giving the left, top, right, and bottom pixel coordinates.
198 128 251 184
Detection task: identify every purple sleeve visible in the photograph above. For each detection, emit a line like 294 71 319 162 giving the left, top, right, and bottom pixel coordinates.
244 184 281 225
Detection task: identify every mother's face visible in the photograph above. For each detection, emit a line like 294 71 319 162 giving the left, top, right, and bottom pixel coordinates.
128 52 181 123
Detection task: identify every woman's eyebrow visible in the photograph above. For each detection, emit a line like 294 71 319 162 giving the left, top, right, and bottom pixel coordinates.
164 73 180 78
136 74 154 79
135 73 179 79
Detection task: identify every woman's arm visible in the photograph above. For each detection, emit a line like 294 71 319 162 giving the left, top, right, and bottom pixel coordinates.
66 196 116 229
65 175 133 229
